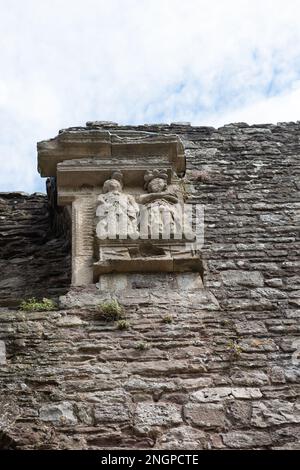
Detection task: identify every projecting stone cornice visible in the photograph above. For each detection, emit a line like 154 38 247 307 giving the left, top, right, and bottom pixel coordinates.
37 126 186 178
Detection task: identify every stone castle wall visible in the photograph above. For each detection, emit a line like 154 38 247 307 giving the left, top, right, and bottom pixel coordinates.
0 122 299 449
0 193 71 306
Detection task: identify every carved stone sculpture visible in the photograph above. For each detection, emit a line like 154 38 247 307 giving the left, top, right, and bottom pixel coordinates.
138 170 181 240
96 172 139 241
37 125 202 286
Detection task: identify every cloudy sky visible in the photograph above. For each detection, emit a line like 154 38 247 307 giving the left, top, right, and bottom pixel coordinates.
1 0 300 192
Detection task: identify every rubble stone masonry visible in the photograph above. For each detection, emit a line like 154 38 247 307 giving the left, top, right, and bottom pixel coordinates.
0 121 299 449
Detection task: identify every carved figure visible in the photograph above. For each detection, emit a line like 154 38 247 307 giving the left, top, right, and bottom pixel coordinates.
96 172 139 240
138 170 182 239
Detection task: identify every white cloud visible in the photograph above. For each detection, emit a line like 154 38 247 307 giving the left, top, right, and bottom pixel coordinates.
212 84 300 127
1 0 300 191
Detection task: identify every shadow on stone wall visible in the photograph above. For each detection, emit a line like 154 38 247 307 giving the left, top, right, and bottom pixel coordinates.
0 193 71 307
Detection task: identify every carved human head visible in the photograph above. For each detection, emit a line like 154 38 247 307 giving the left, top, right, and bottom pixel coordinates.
102 171 123 193
144 169 168 193
147 177 167 193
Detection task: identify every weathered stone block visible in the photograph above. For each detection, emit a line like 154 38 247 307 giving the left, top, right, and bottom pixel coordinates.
222 431 272 448
155 425 206 450
235 321 268 335
226 400 251 426
230 370 269 386
57 315 85 327
39 402 77 425
252 287 287 299
269 366 286 384
221 270 264 287
251 400 300 428
0 341 6 365
190 387 262 403
124 377 177 393
184 403 226 429
94 390 133 424
134 402 182 434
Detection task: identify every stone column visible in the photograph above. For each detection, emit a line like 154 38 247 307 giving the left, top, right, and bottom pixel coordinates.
71 196 95 286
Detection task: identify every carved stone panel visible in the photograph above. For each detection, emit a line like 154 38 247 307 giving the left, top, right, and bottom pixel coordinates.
37 124 201 287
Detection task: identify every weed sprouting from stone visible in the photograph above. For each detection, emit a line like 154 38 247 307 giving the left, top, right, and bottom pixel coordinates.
162 314 173 324
135 341 149 351
227 340 242 360
98 299 124 321
117 319 130 330
20 297 57 312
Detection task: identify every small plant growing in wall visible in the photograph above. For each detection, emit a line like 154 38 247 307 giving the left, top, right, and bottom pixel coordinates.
116 319 130 330
162 314 173 324
135 341 149 351
20 297 57 312
227 340 242 360
97 299 124 322
220 319 229 327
